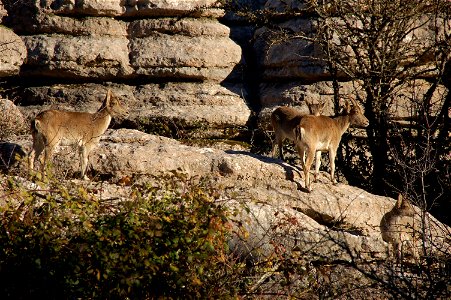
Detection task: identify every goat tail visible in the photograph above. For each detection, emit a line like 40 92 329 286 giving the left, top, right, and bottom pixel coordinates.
294 125 304 142
270 113 281 131
30 119 37 132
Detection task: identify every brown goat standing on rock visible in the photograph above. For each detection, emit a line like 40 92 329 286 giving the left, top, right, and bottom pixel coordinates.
28 90 127 180
271 102 325 161
294 98 369 191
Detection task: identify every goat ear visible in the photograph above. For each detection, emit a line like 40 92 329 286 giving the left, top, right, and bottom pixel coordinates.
104 89 112 104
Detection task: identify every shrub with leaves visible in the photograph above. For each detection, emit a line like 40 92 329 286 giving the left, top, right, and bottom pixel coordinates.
0 174 235 299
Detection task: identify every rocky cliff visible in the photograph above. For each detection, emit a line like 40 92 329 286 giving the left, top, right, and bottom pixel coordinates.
1 0 249 141
3 1 446 138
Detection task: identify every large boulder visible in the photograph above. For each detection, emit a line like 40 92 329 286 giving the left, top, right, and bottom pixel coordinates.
0 26 27 77
129 33 241 81
128 18 243 82
129 82 250 129
22 34 133 80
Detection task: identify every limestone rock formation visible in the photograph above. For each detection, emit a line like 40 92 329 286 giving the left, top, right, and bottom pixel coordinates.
0 26 27 77
129 33 241 81
23 34 133 80
1 0 247 140
46 0 223 17
18 14 241 82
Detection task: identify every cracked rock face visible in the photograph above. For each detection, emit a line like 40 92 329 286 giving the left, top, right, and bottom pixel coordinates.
3 1 241 81
44 0 222 17
22 35 133 80
18 17 241 82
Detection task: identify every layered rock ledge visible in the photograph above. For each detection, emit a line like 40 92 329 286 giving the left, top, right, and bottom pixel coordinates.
1 0 247 140
4 128 449 264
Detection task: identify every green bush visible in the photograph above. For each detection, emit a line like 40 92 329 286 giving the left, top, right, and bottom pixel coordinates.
0 174 235 299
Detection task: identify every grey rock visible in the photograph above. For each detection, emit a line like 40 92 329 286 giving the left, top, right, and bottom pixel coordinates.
0 27 27 77
22 35 133 80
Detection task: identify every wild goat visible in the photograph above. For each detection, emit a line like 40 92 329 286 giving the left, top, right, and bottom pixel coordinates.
294 98 369 191
28 90 127 179
380 194 419 261
306 102 326 116
271 102 325 160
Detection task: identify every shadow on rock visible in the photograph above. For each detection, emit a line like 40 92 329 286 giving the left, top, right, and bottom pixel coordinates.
224 149 306 191
0 141 26 173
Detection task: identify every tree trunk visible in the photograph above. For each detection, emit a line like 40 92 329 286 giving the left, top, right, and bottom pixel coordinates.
365 88 391 195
